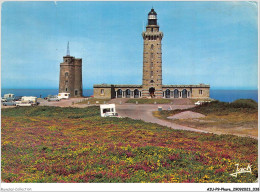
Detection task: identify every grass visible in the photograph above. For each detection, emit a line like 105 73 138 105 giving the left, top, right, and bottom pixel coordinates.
76 97 111 105
1 105 258 183
126 98 173 104
153 99 258 137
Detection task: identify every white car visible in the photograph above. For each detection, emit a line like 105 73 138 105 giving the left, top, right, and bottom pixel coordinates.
16 102 33 107
1 97 7 102
48 97 60 102
195 101 202 105
195 100 211 105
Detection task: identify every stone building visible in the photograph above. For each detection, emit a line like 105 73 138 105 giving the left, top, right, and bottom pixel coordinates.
142 8 164 98
94 8 210 99
59 43 83 97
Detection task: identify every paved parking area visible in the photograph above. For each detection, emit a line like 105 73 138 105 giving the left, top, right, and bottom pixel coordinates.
116 103 209 133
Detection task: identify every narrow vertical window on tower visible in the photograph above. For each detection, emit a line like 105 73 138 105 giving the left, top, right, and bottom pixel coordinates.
151 44 154 50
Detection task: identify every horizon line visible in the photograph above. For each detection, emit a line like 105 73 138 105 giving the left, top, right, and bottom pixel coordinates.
1 87 258 91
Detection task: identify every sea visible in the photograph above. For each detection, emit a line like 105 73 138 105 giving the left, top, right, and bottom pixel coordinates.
1 89 258 103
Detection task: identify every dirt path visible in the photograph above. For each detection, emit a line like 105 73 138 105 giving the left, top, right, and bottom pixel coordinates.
116 104 209 133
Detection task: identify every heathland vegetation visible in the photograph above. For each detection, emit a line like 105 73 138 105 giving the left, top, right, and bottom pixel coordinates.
1 105 258 183
76 98 111 105
153 99 258 137
126 98 173 104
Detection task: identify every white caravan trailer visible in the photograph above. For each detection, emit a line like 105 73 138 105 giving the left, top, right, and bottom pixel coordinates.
21 96 38 105
4 93 14 99
58 93 70 99
100 104 118 117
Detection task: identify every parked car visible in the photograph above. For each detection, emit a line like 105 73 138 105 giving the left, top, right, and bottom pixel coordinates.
6 97 15 102
14 96 23 101
1 97 7 102
195 101 202 105
2 101 16 106
16 102 33 107
195 100 211 105
44 95 55 100
48 97 60 102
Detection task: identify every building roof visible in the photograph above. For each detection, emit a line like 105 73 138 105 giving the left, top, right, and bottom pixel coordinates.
93 84 113 88
94 84 210 88
93 84 142 88
163 84 210 88
148 8 157 16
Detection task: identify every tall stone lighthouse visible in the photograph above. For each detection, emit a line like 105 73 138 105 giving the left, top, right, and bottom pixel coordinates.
93 8 210 100
59 42 83 97
142 8 163 98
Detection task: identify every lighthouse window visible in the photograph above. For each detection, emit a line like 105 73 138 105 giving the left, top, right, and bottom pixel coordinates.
65 72 69 77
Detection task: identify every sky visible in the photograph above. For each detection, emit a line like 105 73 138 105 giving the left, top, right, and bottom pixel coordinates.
1 1 258 89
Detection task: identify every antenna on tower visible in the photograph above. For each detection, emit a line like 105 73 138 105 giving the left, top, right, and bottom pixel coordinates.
67 41 70 56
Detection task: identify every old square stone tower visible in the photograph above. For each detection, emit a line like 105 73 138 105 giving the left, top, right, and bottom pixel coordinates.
93 8 210 99
59 42 83 97
142 8 163 98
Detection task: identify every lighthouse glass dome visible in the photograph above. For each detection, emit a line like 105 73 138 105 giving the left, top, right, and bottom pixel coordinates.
148 15 156 19
148 8 157 25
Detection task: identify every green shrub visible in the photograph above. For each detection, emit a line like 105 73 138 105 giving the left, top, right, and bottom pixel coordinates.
230 99 257 109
